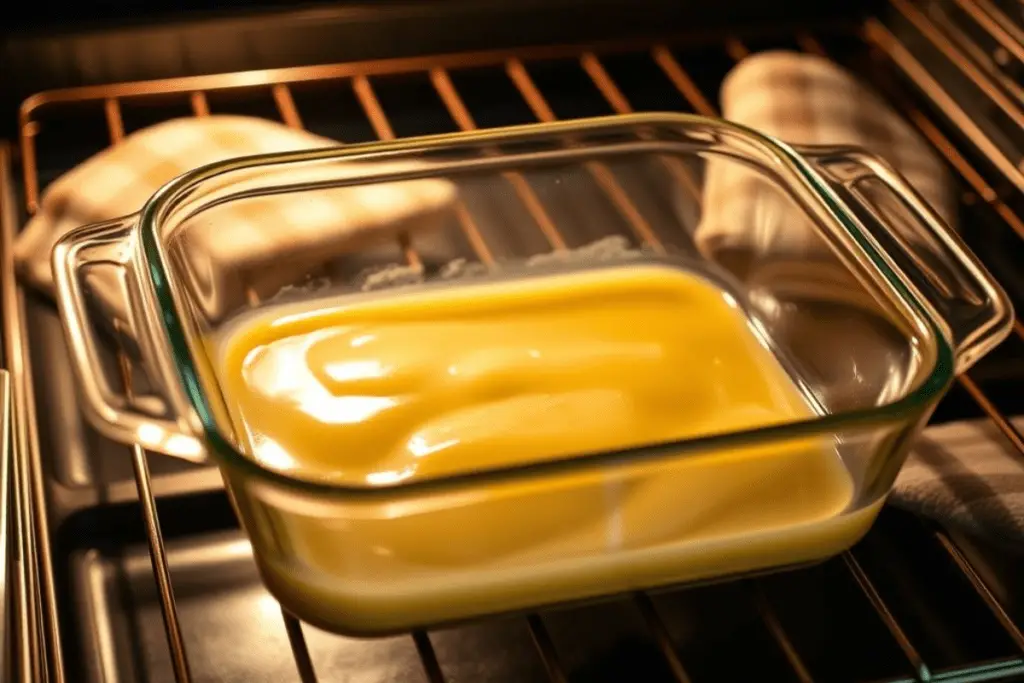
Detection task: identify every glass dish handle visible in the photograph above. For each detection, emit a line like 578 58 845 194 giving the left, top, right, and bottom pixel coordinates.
800 146 1014 374
52 215 208 463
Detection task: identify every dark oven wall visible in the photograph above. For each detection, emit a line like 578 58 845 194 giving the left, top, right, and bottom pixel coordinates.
0 0 877 138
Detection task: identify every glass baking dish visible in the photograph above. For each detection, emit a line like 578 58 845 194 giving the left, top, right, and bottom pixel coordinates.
51 113 1013 635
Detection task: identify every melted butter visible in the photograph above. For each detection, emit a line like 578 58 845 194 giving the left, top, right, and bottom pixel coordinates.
215 266 816 483
211 265 855 572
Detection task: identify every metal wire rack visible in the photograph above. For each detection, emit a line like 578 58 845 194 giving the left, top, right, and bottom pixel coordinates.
1 1 1022 681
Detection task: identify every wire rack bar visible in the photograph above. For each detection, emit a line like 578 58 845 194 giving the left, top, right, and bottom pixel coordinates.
0 145 56 682
7 367 37 683
579 52 703 201
98 104 193 683
346 76 423 267
843 552 930 680
103 99 126 143
353 72 492 263
527 615 570 683
848 43 1024 241
650 46 717 116
957 376 1024 455
271 84 304 129
633 592 693 683
12 442 40 683
926 2 1024 106
428 66 567 251
412 631 446 683
131 444 193 682
281 609 319 683
724 37 751 62
0 147 40 683
190 92 211 117
97 98 194 682
795 33 829 56
754 584 815 683
862 18 1023 193
955 0 1024 62
7 198 65 682
933 531 1024 653
0 370 11 679
504 57 664 249
889 0 1024 133
273 72 421 274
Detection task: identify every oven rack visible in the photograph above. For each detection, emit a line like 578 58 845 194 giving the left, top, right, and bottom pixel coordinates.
1 1 1023 681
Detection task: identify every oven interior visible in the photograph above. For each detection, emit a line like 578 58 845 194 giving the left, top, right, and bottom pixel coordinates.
1 1 1023 681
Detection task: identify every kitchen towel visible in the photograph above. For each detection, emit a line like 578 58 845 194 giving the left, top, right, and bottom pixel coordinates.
695 50 956 272
896 416 1024 548
16 115 459 320
705 50 1024 548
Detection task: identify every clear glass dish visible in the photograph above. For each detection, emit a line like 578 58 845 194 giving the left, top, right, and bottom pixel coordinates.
52 113 1013 635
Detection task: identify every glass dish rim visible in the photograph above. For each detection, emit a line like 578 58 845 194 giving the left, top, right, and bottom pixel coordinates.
135 112 955 499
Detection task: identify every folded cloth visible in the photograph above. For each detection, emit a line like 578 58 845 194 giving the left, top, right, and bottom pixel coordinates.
896 416 1024 548
695 51 956 269
17 115 458 320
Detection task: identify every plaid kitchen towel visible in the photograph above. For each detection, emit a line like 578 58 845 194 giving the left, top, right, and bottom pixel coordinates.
704 51 1024 547
896 416 1024 548
16 115 458 320
695 50 957 269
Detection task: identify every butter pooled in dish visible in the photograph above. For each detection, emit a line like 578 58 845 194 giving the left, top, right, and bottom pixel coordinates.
211 263 853 568
19 115 458 320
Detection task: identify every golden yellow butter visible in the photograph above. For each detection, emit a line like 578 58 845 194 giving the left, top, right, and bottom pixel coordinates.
211 264 854 581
